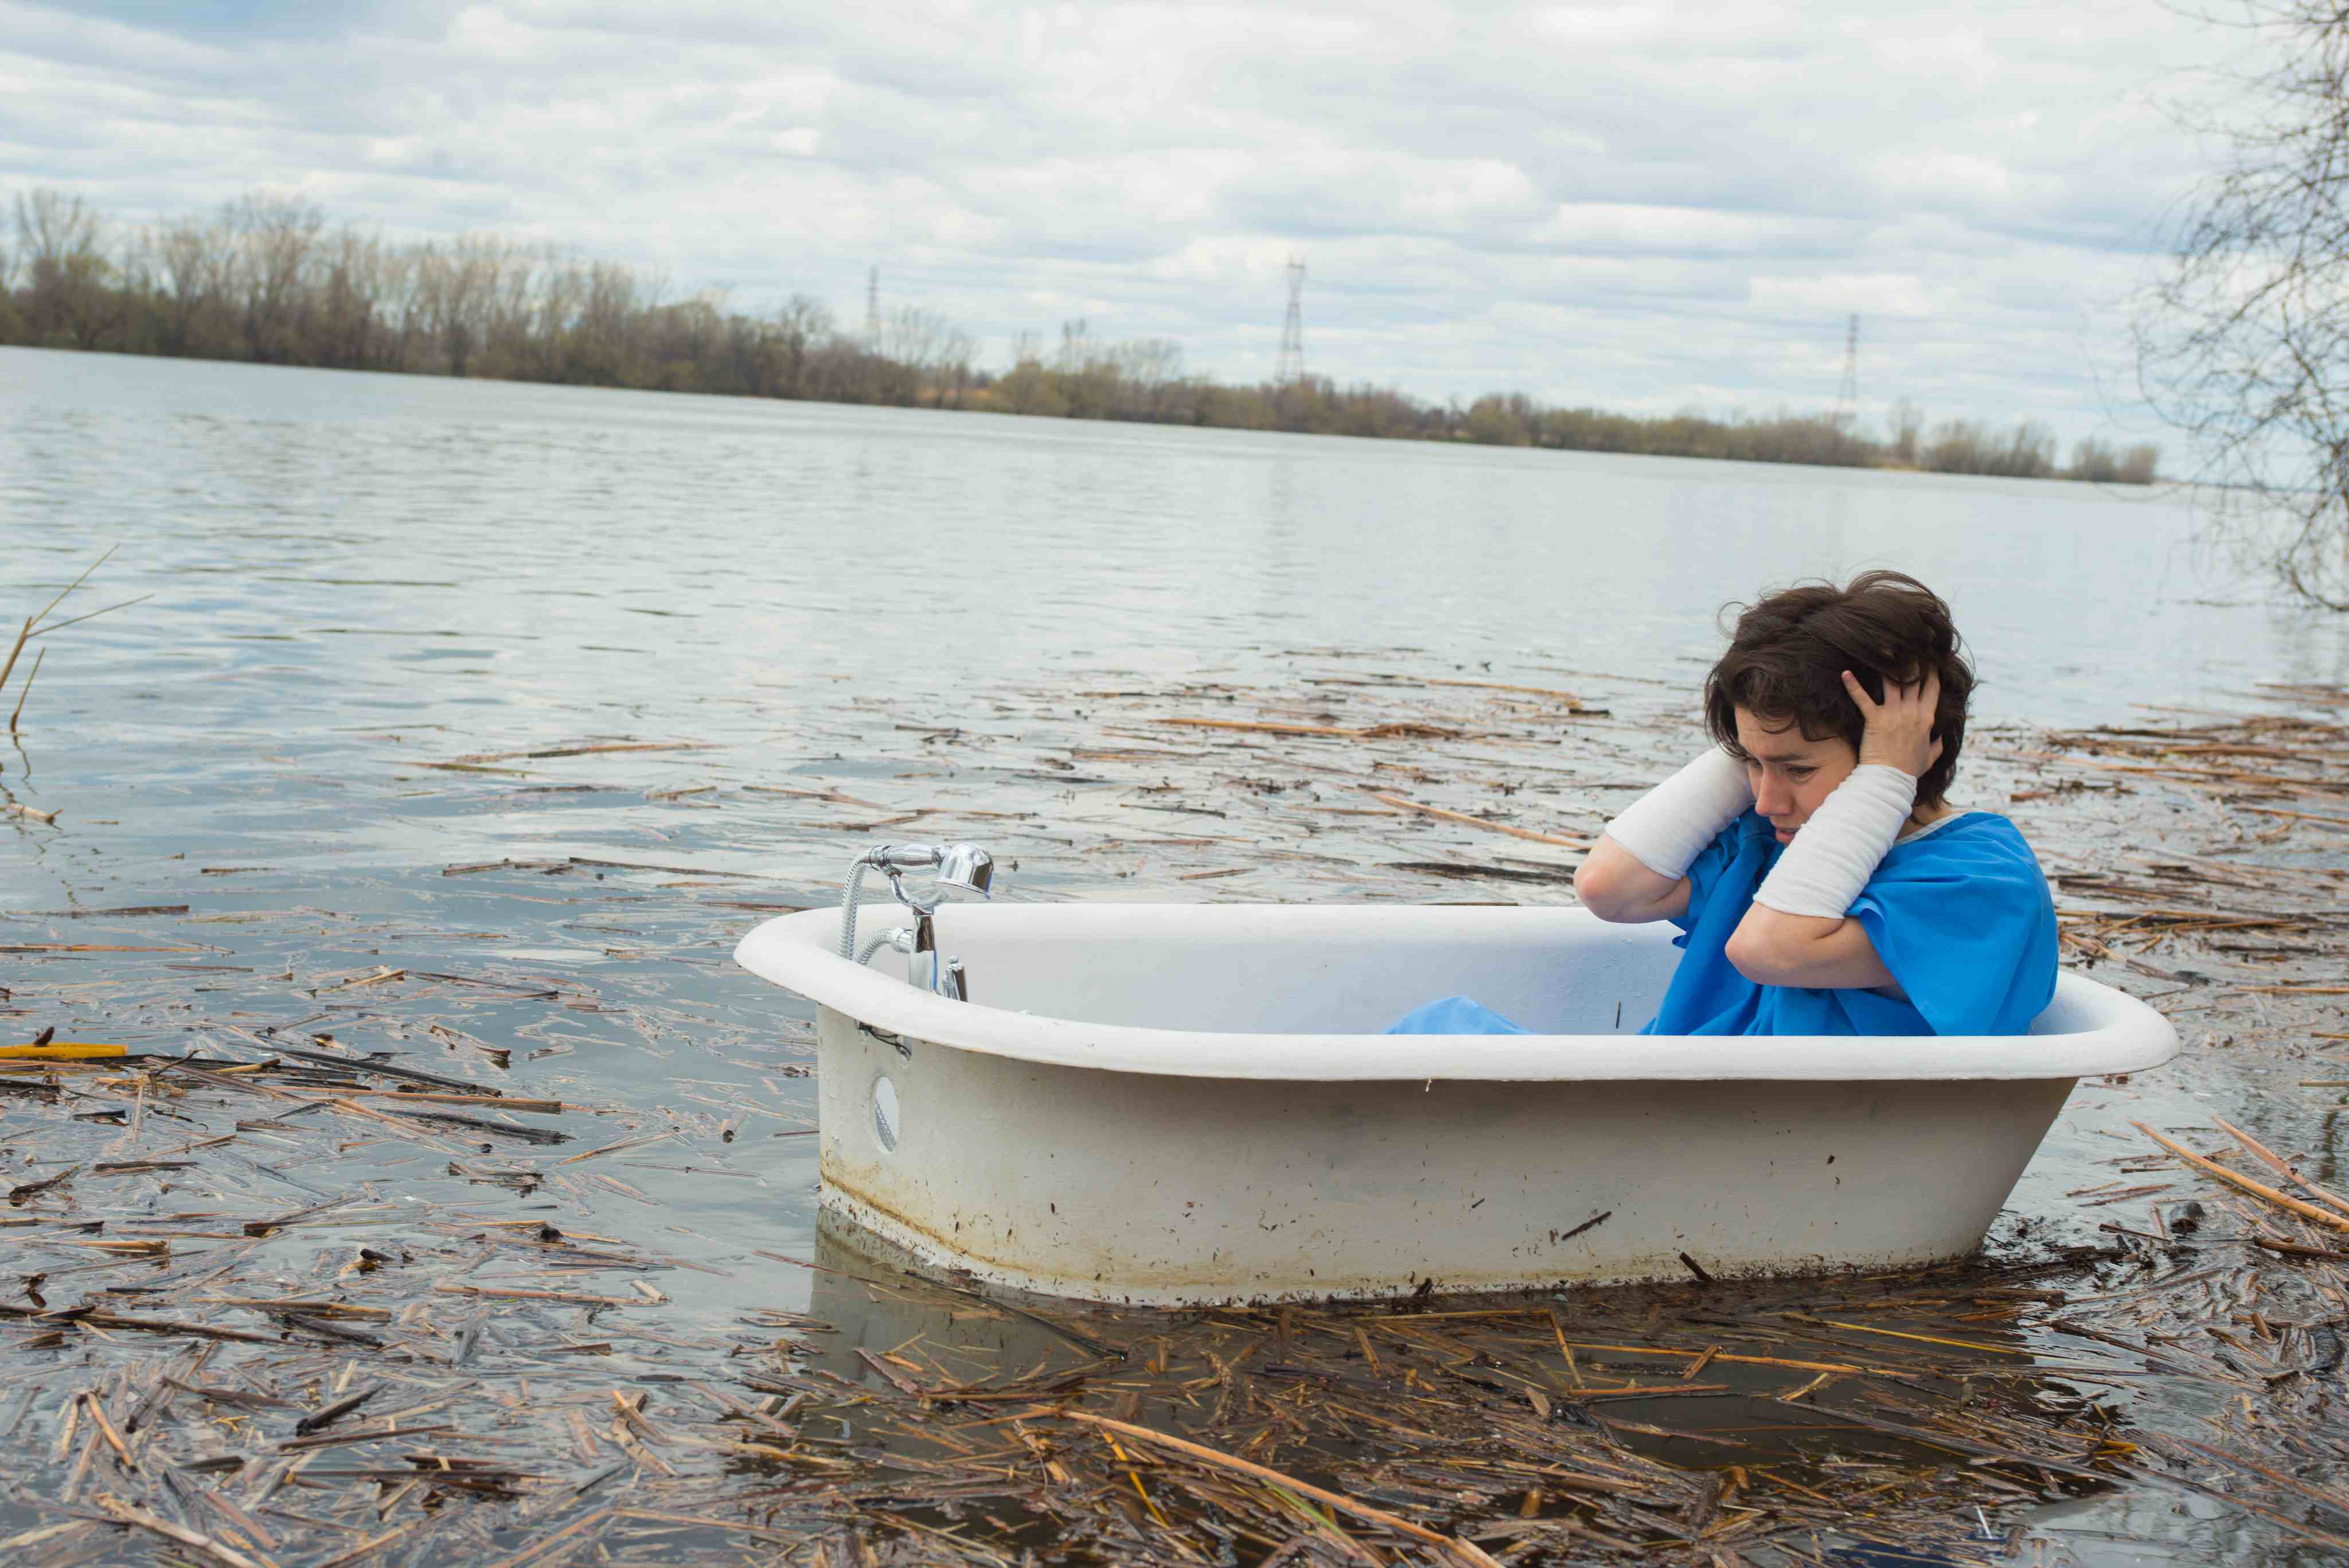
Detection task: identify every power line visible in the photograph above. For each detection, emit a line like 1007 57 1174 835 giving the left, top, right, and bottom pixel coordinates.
1275 258 1306 384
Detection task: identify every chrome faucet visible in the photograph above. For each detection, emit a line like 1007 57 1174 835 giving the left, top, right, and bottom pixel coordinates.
837 842 994 999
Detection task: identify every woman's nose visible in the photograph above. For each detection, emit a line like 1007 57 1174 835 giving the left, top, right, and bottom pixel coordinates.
1754 777 1790 816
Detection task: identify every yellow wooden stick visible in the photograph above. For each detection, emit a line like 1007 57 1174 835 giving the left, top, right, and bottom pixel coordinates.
0 1042 128 1059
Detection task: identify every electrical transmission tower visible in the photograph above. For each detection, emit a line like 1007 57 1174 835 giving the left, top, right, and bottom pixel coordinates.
865 266 881 347
1275 258 1306 384
1835 313 1859 427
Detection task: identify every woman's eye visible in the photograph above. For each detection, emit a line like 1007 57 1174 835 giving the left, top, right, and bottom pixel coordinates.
1788 768 1814 781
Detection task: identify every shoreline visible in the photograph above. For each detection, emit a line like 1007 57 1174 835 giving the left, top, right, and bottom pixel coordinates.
0 336 2159 489
2 174 2154 487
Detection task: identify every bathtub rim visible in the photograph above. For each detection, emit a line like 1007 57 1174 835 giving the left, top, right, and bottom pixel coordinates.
732 903 2179 1083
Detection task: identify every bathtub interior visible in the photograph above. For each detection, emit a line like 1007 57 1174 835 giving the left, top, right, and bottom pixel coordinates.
871 905 1673 1036
845 903 2120 1042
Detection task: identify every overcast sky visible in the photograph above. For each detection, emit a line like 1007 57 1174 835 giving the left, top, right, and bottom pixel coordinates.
3 1 2247 441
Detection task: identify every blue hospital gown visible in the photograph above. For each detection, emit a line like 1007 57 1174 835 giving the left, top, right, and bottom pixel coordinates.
1387 811 2057 1037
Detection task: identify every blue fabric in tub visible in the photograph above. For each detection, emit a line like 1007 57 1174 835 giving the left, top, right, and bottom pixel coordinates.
1384 994 1528 1035
1644 809 2057 1037
1381 810 2058 1038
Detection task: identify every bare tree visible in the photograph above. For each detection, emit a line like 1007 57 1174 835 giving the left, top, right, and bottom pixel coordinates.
14 189 120 349
152 213 233 356
376 243 425 372
307 228 369 368
530 249 587 380
1052 318 1123 418
413 235 509 377
2137 1 2349 606
772 294 833 398
479 242 538 376
573 260 641 383
1118 338 1184 419
676 290 727 371
935 322 977 408
227 192 324 362
2071 437 2125 484
877 304 962 405
1920 418 2056 479
997 329 1066 415
1887 398 1925 466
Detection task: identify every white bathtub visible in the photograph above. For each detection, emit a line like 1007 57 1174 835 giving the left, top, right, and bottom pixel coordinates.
733 903 2178 1305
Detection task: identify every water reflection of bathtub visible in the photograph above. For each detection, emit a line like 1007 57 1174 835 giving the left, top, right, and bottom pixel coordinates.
800 1219 2071 1493
733 904 2178 1306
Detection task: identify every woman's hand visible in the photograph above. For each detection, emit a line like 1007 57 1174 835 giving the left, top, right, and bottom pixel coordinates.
1843 668 1944 780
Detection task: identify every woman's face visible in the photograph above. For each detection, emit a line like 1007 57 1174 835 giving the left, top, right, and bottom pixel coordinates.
1733 707 1859 844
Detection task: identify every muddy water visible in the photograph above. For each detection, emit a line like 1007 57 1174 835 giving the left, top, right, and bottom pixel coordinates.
3 344 2346 1563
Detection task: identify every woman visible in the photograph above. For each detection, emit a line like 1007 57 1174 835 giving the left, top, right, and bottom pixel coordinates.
1396 571 2058 1037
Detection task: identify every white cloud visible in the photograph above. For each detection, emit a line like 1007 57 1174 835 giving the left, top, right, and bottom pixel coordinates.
0 0 2234 440
1749 270 1953 321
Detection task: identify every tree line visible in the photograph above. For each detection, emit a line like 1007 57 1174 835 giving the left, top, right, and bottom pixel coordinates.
3 188 2156 485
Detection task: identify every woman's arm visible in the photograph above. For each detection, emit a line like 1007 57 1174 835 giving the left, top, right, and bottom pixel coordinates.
1723 909 1896 988
1726 671 1939 989
1574 836 1691 923
1576 747 1752 925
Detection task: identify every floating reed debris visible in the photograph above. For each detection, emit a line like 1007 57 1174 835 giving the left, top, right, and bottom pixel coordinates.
7 651 2349 1563
7 998 2299 1566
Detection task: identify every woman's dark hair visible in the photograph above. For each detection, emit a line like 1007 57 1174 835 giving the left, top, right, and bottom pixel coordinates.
1702 570 1974 808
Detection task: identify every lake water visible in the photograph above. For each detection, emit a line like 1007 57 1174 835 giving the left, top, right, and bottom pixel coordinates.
0 335 2330 1306
6 346 2342 746
2 346 2340 1564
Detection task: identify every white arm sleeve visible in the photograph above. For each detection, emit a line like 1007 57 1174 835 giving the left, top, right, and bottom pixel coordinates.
1751 765 1917 919
1601 747 1755 880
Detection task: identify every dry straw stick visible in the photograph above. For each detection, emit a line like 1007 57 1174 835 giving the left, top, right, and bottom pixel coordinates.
0 616 33 700
0 546 114 692
8 647 41 733
1059 1409 1505 1567
1154 716 1463 741
1420 676 1588 702
25 594 151 641
2210 1113 2349 1218
1361 789 1595 849
2135 1121 2349 1232
1 547 146 735
93 1495 270 1568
